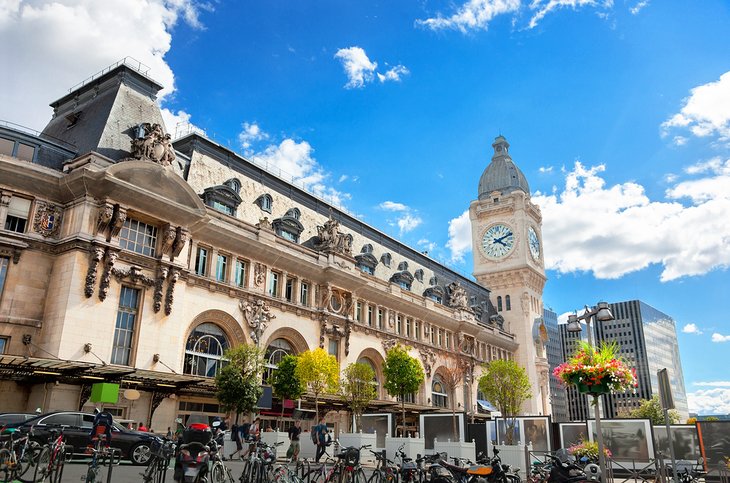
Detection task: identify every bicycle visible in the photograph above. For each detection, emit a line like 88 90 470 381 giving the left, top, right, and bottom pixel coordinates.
367 449 399 483
241 440 281 483
32 428 72 483
209 438 236 483
270 456 305 483
140 438 176 483
84 432 121 483
0 426 41 483
302 447 339 483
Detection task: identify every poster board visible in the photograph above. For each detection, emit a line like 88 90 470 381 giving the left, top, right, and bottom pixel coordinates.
587 419 654 464
652 425 701 464
558 422 589 449
420 413 465 449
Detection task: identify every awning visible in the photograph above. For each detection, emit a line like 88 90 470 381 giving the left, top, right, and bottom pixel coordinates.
477 399 497 412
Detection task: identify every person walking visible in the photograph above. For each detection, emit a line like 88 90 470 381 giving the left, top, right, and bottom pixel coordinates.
138 422 148 432
287 420 301 462
228 417 249 460
313 417 329 463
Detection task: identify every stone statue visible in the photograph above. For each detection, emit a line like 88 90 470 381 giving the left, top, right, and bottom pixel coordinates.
447 281 470 311
130 123 176 165
240 298 276 344
313 216 353 256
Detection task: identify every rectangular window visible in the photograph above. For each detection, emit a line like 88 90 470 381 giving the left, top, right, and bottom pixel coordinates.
445 331 451 349
406 318 412 338
212 201 234 216
431 326 436 344
356 302 362 322
16 143 35 162
0 256 8 299
396 315 402 335
367 306 373 327
268 272 279 297
328 339 339 360
111 286 140 366
285 278 294 302
195 247 208 276
377 309 384 330
299 282 309 305
234 259 247 287
414 321 420 341
215 254 228 282
119 218 158 257
0 138 14 156
5 197 31 233
438 328 443 347
0 336 7 354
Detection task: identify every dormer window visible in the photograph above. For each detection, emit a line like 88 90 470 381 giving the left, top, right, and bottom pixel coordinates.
256 194 273 213
397 261 409 271
381 253 392 267
423 285 444 304
201 183 242 216
414 269 424 283
224 178 241 193
272 208 304 243
355 244 378 275
390 270 414 291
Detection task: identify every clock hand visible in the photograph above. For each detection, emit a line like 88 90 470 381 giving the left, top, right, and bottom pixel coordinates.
493 238 507 247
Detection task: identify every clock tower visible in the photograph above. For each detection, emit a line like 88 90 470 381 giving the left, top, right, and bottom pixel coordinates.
470 135 550 415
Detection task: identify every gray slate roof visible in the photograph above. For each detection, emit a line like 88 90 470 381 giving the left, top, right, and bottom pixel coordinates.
477 136 530 199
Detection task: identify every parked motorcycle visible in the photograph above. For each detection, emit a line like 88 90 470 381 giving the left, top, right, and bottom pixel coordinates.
174 415 214 483
433 447 520 483
546 450 600 483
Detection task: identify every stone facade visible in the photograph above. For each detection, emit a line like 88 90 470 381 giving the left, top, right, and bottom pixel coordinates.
0 63 520 434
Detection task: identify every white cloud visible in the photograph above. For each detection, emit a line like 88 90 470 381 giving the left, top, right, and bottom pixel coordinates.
238 122 269 152
662 71 730 142
528 0 609 30
417 238 438 254
687 388 730 415
629 1 649 15
417 0 520 32
334 47 409 89
532 160 730 281
711 333 730 343
379 201 409 212
692 381 730 387
247 132 350 207
0 0 207 131
446 210 472 262
539 166 554 173
681 323 702 334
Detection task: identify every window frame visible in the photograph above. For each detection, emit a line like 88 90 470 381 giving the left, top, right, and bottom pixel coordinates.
118 217 158 257
299 281 309 306
195 246 209 276
234 259 247 288
110 285 141 366
268 271 280 297
215 253 228 283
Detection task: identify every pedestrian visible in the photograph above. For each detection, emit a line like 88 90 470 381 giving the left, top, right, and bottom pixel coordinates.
228 417 249 460
166 426 173 439
312 417 329 463
138 422 148 432
287 420 302 462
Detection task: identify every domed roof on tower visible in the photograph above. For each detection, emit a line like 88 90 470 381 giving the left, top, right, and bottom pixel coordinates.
477 135 530 199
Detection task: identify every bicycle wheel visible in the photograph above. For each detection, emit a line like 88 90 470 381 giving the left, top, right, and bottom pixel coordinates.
32 447 51 483
0 448 12 482
305 469 323 483
211 462 227 483
52 446 67 483
367 470 385 483
17 445 41 483
85 466 98 483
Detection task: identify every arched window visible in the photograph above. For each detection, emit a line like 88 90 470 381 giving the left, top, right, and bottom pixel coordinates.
497 296 503 312
264 338 294 382
357 357 379 388
432 376 448 408
505 295 511 311
184 323 229 377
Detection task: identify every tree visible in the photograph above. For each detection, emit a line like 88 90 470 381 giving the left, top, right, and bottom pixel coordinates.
686 417 697 425
478 359 531 445
215 344 265 422
383 345 425 436
270 354 304 424
339 362 377 432
439 365 465 440
295 348 339 420
618 395 680 425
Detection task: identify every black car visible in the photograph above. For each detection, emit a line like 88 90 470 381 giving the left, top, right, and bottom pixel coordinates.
0 412 38 427
12 411 157 465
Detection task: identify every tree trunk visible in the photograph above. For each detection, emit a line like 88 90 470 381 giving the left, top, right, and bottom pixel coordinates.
451 399 457 441
315 396 319 421
401 397 406 437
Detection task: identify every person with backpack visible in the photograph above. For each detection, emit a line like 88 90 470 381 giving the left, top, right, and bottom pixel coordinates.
313 417 329 462
228 417 249 460
286 420 302 461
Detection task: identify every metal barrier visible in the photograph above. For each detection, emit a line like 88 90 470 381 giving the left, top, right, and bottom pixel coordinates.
607 458 658 483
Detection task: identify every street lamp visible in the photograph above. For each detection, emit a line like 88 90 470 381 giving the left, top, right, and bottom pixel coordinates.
566 302 615 483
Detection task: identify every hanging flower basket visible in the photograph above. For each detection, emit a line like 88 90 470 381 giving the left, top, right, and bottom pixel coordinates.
554 341 637 395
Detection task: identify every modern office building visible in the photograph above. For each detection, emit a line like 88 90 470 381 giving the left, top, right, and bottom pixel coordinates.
562 300 688 421
0 60 550 432
559 322 591 421
544 308 568 422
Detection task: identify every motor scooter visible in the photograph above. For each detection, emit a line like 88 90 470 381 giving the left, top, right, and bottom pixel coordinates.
174 415 213 483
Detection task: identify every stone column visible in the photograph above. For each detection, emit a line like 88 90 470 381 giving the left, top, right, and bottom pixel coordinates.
0 192 10 229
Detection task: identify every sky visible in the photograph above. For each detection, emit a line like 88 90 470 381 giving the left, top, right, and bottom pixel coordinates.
2 0 729 415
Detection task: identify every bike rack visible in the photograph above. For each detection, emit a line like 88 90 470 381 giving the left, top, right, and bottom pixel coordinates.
607 457 658 483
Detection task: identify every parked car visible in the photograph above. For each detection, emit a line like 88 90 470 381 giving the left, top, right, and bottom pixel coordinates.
10 411 157 464
0 413 38 428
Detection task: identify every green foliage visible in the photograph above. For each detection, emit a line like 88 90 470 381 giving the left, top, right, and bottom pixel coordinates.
383 345 425 436
215 344 265 416
383 345 425 399
270 354 304 401
686 417 697 424
478 359 532 444
295 348 339 419
619 395 680 425
339 362 377 431
705 416 719 421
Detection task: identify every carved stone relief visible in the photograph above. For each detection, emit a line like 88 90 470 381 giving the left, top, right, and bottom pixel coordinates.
32 201 63 238
153 266 169 313
254 263 266 287
172 228 189 260
96 203 114 235
382 338 398 352
164 268 179 316
130 123 176 166
447 281 471 311
84 247 106 298
98 251 118 301
313 217 352 256
419 349 436 378
161 224 176 255
256 217 273 230
110 205 127 239
239 298 277 345
111 265 156 287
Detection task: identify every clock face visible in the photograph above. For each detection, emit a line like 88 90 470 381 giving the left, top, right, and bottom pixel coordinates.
528 226 541 260
481 224 515 259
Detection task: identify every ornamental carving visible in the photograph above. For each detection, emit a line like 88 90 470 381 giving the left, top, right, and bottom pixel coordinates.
344 319 352 356
447 281 471 311
254 263 266 287
96 203 114 235
382 338 398 352
313 217 352 256
111 265 156 287
419 349 436 378
153 266 169 313
110 205 127 239
130 123 176 166
161 224 176 256
164 268 179 316
84 247 106 298
172 228 189 259
32 201 62 238
256 217 273 230
239 298 276 345
457 332 476 356
98 251 118 301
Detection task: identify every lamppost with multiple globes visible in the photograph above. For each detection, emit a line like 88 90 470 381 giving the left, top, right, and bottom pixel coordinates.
565 301 615 483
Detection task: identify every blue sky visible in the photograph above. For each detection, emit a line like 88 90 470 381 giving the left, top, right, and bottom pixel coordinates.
2 0 729 414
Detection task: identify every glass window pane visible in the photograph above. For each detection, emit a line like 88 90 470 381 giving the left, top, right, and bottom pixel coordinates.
0 138 14 156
